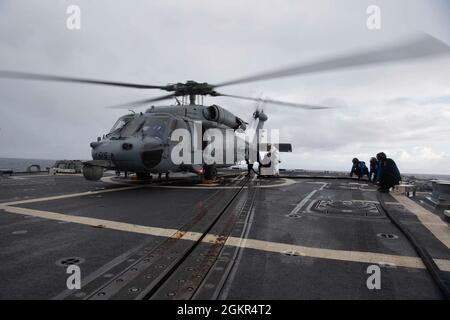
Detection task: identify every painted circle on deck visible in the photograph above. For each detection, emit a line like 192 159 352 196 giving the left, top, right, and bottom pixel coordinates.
101 175 296 189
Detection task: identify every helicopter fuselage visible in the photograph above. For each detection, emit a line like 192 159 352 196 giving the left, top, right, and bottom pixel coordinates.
83 104 260 181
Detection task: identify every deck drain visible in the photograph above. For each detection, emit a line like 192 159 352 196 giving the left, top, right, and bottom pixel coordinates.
378 262 397 268
377 233 399 240
55 257 85 267
283 250 304 257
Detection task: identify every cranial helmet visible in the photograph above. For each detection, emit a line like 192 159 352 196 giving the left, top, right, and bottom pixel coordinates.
376 152 387 161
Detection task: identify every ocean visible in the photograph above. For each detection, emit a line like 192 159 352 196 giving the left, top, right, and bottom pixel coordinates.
0 158 58 172
1 157 450 180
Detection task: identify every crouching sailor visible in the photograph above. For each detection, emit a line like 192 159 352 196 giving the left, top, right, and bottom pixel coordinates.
376 152 401 193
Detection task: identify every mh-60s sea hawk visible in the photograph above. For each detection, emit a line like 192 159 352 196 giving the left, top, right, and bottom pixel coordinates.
0 34 448 181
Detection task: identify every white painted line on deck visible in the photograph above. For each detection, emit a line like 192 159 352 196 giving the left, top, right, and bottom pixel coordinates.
0 185 145 206
289 182 327 215
289 190 318 215
391 194 450 249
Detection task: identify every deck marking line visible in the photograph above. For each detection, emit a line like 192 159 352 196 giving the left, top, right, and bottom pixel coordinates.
289 190 318 215
101 176 296 190
0 185 145 206
2 204 448 271
289 182 328 215
392 194 450 249
0 205 185 238
289 182 327 215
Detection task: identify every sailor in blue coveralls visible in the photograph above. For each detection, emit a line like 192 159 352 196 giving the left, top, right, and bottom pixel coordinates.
349 158 369 180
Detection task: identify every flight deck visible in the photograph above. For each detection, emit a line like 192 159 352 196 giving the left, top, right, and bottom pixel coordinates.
0 171 449 300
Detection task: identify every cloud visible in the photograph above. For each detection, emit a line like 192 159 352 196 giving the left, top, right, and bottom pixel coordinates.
0 0 449 174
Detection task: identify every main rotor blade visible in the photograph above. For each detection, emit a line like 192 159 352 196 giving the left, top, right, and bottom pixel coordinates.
215 34 450 88
0 71 168 90
219 93 331 110
106 93 176 109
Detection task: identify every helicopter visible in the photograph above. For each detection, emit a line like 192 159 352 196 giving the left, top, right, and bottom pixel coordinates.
0 34 448 181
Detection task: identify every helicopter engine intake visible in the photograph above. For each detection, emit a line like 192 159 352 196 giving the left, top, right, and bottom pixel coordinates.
203 105 246 130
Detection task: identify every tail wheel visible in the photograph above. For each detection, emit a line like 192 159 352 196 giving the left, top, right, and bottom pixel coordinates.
204 165 217 180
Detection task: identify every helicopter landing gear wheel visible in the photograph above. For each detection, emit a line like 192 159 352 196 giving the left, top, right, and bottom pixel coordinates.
204 165 217 180
136 172 152 180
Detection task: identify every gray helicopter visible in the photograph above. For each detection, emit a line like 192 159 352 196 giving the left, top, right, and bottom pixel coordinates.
85 97 273 181
0 34 448 181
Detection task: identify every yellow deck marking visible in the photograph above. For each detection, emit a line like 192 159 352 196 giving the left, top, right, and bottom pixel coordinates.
391 194 450 249
0 205 185 239
2 204 450 272
2 183 449 272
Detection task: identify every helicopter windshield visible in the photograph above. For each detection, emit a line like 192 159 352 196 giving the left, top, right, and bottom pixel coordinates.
142 117 168 141
109 115 134 133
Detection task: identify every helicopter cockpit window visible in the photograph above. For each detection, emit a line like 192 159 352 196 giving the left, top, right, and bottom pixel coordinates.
109 115 133 134
142 117 168 140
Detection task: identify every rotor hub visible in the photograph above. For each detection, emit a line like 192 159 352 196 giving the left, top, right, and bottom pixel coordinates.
166 81 218 97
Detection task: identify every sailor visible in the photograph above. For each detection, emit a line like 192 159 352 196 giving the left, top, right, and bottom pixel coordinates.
259 143 280 176
349 158 369 180
270 144 280 175
376 152 401 193
368 157 379 183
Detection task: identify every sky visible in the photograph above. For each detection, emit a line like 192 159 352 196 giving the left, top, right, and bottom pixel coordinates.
0 0 449 174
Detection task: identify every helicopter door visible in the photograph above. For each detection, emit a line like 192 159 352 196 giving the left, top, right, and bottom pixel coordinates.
186 121 203 165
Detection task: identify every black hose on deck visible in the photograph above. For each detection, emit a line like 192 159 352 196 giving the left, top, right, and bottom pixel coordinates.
377 191 450 300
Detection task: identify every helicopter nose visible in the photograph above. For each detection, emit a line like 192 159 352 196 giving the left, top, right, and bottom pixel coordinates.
90 141 101 149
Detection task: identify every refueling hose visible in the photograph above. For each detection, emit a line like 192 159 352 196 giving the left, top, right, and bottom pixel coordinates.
377 192 450 300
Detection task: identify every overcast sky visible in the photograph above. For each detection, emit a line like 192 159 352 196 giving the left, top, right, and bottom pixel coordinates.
0 0 449 174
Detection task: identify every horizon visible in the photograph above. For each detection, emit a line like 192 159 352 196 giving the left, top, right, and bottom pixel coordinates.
1 156 449 177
